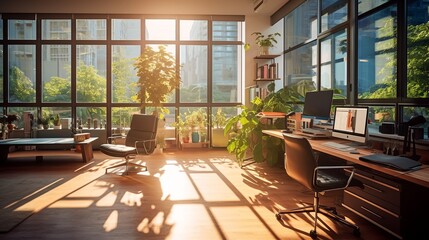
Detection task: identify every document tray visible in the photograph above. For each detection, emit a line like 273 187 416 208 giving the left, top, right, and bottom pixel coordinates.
359 154 421 171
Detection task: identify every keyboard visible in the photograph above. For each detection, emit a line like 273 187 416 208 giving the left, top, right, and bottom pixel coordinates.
322 141 357 152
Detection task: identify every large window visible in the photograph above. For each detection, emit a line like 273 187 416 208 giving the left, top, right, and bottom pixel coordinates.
0 14 244 146
282 0 428 138
358 4 397 99
406 0 429 99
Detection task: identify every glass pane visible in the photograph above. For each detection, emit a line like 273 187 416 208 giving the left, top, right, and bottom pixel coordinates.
76 107 106 129
42 45 71 102
8 20 36 40
367 105 395 132
112 19 141 40
8 45 36 103
180 45 207 103
7 107 37 130
76 45 106 103
111 107 141 134
212 45 241 103
40 107 72 129
320 30 347 98
284 0 317 49
321 64 332 89
402 106 429 138
213 21 242 41
145 19 175 41
406 0 429 99
0 45 3 103
358 5 397 99
146 44 177 103
42 19 71 40
321 0 347 33
76 19 106 40
180 20 208 41
112 45 140 103
0 17 3 40
358 0 390 15
285 41 317 97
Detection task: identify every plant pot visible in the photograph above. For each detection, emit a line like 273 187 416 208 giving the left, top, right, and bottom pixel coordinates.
259 46 269 55
43 124 49 130
7 124 15 131
192 132 199 143
182 136 190 143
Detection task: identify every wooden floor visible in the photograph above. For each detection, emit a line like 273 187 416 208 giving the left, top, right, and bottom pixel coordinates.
0 148 395 240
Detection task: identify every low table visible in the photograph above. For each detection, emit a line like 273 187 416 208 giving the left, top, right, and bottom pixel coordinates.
0 137 98 163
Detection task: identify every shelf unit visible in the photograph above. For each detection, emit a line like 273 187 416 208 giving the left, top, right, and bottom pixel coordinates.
250 54 281 100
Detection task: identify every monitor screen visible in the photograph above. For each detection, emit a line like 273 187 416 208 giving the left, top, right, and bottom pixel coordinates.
302 90 334 121
332 106 369 144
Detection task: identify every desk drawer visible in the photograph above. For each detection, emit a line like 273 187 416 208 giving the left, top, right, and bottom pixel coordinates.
344 190 401 237
347 169 401 214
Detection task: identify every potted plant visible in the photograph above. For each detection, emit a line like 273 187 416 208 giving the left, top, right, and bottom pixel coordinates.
134 45 181 118
52 114 62 129
225 84 300 167
185 108 207 143
211 108 229 147
247 32 281 55
37 116 51 129
173 115 190 144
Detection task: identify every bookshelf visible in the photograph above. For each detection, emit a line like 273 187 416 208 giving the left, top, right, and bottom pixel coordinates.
250 54 281 100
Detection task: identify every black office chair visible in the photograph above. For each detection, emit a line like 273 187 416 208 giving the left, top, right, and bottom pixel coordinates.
100 114 158 175
276 133 360 238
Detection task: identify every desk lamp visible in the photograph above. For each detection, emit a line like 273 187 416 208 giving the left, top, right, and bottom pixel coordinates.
402 115 426 160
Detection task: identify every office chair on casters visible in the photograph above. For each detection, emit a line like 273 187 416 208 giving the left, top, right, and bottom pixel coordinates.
276 133 360 239
100 114 158 175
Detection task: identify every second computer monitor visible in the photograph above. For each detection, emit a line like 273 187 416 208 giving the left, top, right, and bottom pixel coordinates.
302 90 334 121
332 106 369 144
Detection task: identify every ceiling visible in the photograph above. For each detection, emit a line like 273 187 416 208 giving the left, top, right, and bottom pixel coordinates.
1 0 289 17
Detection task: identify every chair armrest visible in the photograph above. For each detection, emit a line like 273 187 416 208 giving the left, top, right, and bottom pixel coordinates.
313 165 356 189
135 139 156 155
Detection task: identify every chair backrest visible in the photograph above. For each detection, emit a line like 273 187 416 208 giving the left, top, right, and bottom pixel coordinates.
283 133 317 190
125 114 158 151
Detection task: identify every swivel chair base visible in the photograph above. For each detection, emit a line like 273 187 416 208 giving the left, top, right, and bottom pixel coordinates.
275 193 360 239
105 159 147 175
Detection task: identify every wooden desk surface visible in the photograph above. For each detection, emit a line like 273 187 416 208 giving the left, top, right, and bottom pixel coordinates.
263 130 429 189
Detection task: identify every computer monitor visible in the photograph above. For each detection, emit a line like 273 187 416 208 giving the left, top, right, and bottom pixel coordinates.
302 90 334 121
332 106 369 144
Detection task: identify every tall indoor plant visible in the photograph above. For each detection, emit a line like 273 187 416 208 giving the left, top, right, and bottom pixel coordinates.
134 45 181 117
224 84 300 167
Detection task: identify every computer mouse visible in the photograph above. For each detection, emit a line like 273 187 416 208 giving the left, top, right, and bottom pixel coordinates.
350 150 360 154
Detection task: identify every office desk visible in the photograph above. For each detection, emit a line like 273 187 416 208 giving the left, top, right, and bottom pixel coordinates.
263 130 429 188
263 129 429 239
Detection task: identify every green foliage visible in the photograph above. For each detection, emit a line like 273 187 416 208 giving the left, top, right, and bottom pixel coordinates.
134 45 181 111
212 108 227 128
225 85 299 167
43 76 71 102
112 56 137 103
9 66 36 102
251 32 281 48
76 62 106 102
52 114 61 126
